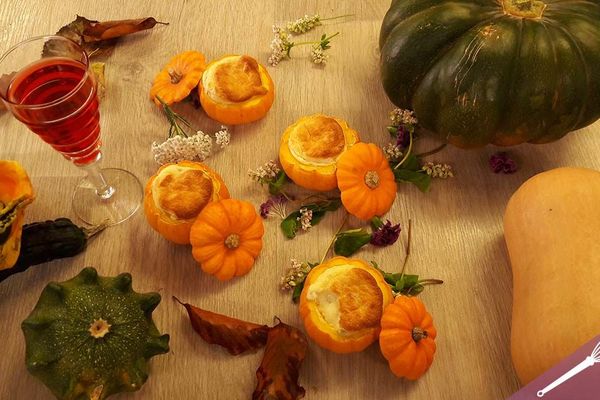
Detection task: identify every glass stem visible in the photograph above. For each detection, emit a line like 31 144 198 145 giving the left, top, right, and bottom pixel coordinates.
80 160 115 200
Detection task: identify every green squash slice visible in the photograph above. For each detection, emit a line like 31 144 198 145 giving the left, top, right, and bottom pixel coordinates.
22 267 170 400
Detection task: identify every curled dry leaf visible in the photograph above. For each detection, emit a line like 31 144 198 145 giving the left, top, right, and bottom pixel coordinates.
43 15 168 59
253 320 308 400
174 297 269 355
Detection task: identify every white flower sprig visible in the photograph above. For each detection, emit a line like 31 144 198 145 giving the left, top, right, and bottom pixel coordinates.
269 28 339 67
422 162 454 179
248 160 281 184
152 96 230 165
286 13 354 35
296 207 313 231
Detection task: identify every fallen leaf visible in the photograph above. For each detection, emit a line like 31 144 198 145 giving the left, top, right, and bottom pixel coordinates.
90 62 106 100
253 320 308 400
43 15 168 59
174 297 269 355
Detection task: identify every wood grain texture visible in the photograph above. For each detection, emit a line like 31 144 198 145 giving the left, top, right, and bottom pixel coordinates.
0 1 599 399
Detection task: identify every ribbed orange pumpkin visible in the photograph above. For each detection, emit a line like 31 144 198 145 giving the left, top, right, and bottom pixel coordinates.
199 55 274 125
190 199 264 281
144 161 229 244
299 257 393 353
379 296 437 380
150 51 206 105
336 143 397 220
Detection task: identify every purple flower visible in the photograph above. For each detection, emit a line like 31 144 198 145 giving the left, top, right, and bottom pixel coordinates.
396 125 410 148
259 194 288 219
489 152 518 174
370 220 401 247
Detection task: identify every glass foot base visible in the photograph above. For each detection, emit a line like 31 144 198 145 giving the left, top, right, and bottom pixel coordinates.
72 168 142 226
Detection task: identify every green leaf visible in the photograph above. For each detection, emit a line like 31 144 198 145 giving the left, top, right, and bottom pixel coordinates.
393 169 432 193
292 282 305 303
333 229 372 256
387 126 398 137
370 216 384 230
400 153 420 171
280 214 300 239
268 171 289 195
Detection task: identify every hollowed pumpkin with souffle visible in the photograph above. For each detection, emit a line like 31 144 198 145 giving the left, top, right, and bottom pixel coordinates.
144 161 229 244
279 114 360 191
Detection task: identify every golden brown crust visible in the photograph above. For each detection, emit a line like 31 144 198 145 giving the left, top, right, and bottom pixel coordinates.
156 169 214 220
291 116 345 159
331 268 383 332
212 56 268 102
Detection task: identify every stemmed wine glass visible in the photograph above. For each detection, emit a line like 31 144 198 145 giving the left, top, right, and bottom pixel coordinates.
0 35 142 225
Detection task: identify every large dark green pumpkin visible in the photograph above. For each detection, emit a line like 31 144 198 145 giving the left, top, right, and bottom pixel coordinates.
380 0 600 147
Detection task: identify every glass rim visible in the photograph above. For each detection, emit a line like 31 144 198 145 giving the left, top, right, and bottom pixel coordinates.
0 35 91 110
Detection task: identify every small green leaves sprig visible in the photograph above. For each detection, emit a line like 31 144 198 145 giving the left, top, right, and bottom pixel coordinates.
333 216 401 256
268 13 353 66
280 198 342 239
384 108 454 192
280 219 443 302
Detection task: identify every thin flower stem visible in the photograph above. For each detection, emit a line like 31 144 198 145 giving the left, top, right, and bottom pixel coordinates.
394 130 414 170
417 279 444 285
320 211 349 264
415 143 448 158
294 32 340 46
321 14 355 21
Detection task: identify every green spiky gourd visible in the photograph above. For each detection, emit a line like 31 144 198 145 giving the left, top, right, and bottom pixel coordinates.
22 267 170 400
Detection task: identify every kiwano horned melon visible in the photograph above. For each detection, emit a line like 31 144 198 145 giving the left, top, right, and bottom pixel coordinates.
22 267 170 400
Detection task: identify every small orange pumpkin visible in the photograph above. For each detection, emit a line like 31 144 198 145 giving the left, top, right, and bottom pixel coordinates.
144 161 229 244
379 296 437 380
279 114 360 192
336 143 397 221
199 55 274 125
299 256 394 353
0 160 35 270
150 51 206 105
190 199 264 281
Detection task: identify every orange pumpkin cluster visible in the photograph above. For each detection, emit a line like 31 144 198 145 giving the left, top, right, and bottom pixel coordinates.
279 115 397 221
144 161 264 281
150 52 274 125
299 256 437 380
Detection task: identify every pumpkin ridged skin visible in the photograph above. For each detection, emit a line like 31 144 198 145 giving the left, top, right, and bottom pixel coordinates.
0 160 34 270
144 161 229 245
190 199 264 281
299 257 394 353
279 114 360 192
22 267 170 400
379 296 437 380
504 167 600 384
199 55 275 125
380 0 600 147
150 51 206 105
336 143 397 221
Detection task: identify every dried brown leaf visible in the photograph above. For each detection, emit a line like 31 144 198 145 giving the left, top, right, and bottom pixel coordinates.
253 321 308 400
43 15 167 59
174 297 269 355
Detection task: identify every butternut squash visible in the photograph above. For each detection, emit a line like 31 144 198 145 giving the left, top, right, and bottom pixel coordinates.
504 167 600 384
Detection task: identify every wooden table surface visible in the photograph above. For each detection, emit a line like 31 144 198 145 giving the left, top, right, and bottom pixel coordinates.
1 1 599 399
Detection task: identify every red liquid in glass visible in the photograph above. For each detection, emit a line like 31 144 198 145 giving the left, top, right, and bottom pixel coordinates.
7 57 100 165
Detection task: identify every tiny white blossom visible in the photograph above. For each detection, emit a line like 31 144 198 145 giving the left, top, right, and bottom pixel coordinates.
248 160 281 183
269 25 293 67
214 126 230 148
297 208 313 231
422 162 454 179
280 259 312 291
310 46 328 65
287 14 321 34
151 132 213 165
390 108 418 126
383 142 403 161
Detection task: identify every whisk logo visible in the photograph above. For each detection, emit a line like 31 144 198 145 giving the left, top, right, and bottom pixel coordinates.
509 336 600 400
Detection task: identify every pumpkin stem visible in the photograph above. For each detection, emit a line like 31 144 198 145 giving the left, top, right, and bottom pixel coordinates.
364 171 380 189
412 326 428 342
167 68 183 84
224 234 240 249
89 318 111 339
503 0 545 18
